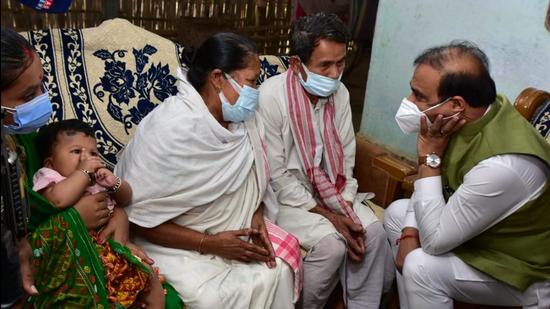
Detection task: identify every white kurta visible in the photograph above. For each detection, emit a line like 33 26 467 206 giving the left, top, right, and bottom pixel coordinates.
115 69 293 309
257 71 378 249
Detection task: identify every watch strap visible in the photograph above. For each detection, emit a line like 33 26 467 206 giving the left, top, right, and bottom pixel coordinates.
418 155 428 166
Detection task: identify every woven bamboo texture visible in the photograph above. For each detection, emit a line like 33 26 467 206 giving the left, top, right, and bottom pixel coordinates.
1 0 292 53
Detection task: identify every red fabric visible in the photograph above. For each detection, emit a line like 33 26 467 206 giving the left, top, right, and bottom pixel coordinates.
266 219 303 300
295 2 306 20
285 70 362 226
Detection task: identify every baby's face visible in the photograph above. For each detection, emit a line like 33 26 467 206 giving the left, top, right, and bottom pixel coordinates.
44 131 99 177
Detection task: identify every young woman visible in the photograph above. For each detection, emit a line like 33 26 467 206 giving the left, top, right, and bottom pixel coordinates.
1 26 182 308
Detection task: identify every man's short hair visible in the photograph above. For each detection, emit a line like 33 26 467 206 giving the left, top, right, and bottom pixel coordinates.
414 41 497 107
290 13 350 64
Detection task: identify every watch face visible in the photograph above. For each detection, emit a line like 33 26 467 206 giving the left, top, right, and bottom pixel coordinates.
426 153 441 168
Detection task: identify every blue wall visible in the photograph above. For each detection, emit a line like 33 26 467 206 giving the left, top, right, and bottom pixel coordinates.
359 0 550 159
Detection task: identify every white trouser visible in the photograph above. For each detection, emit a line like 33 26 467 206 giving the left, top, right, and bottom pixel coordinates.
342 220 395 309
384 199 550 309
279 203 394 309
300 222 394 309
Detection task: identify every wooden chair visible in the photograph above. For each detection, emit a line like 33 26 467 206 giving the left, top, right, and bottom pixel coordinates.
514 87 550 124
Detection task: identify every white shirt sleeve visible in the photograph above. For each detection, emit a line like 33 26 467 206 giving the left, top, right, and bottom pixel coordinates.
333 86 358 203
258 80 317 210
412 154 549 255
402 197 419 229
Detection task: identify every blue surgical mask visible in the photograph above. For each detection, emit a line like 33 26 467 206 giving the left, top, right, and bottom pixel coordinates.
2 91 53 134
298 63 342 97
220 73 259 123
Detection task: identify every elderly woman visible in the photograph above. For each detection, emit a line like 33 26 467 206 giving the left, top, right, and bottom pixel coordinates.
115 32 301 309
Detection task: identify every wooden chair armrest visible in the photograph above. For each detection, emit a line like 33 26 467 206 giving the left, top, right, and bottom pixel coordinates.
513 87 550 121
372 155 416 180
372 155 416 207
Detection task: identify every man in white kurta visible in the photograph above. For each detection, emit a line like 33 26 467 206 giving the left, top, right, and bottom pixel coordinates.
258 71 393 309
257 14 394 309
115 69 295 309
385 41 550 309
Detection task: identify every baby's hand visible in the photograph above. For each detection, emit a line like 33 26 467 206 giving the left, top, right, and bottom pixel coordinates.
94 168 118 188
78 149 105 173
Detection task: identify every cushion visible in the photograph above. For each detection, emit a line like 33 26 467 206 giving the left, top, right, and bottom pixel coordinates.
530 99 550 143
258 55 290 84
23 18 188 168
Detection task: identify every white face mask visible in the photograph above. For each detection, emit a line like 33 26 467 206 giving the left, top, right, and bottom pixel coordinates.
394 97 457 134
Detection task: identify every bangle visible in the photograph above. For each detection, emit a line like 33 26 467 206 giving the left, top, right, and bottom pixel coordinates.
108 177 122 193
396 233 420 245
79 169 92 183
198 234 208 254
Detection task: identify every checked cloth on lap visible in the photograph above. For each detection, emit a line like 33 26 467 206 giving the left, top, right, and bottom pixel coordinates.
266 220 303 302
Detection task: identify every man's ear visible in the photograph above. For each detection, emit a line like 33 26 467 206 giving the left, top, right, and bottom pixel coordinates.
289 56 306 80
208 68 225 92
451 96 467 112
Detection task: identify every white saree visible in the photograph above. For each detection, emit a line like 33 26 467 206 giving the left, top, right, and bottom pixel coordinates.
115 69 294 309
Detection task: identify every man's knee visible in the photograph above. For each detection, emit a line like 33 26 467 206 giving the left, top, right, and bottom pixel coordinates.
365 221 387 248
383 199 409 226
383 199 409 235
306 234 346 266
402 248 428 286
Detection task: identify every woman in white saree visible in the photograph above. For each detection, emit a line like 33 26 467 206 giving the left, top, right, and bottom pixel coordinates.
115 33 301 309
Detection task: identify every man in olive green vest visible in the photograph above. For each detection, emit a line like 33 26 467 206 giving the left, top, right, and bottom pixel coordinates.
383 41 550 308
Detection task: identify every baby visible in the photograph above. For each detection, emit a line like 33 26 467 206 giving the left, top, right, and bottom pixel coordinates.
33 119 164 308
34 119 130 213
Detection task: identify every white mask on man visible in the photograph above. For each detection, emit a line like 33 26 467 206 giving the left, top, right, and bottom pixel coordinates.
394 97 458 134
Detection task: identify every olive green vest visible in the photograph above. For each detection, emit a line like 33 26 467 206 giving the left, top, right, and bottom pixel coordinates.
442 94 550 291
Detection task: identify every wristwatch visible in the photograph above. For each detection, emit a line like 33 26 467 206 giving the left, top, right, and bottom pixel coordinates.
419 153 441 168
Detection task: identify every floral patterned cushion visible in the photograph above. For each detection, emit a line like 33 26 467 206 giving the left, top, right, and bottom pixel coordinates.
258 55 290 85
23 18 289 167
23 18 186 167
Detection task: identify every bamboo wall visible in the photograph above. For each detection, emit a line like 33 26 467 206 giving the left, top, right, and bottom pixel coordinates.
1 0 292 54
